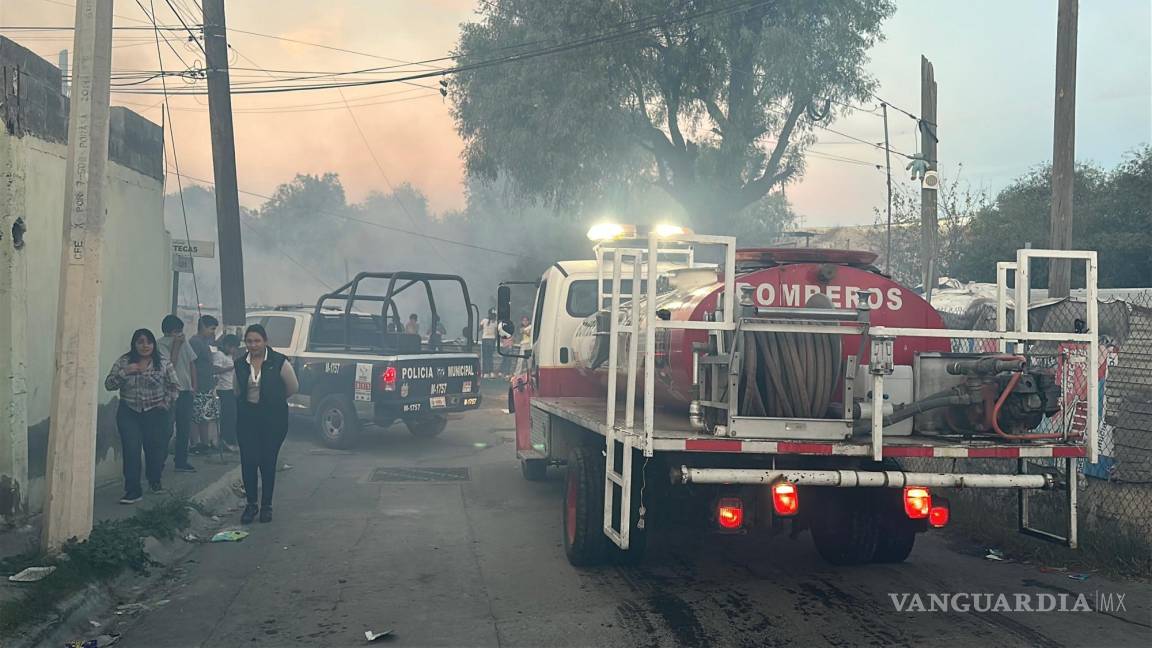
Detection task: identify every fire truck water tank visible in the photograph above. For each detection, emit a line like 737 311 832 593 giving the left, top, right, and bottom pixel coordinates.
569 249 951 413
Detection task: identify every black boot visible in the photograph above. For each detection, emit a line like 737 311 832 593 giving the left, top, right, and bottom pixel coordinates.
241 503 258 524
259 505 273 523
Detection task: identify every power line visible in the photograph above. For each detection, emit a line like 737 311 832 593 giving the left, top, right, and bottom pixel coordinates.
110 0 777 96
337 87 448 264
163 170 528 259
144 0 201 317
161 0 205 54
225 27 447 71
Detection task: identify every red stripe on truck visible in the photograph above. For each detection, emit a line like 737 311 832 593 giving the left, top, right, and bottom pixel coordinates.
685 439 743 452
1052 446 1087 458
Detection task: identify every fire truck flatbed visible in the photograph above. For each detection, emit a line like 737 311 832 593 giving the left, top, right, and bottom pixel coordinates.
531 396 1087 459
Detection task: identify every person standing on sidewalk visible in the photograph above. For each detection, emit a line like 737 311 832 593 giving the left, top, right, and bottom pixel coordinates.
234 324 299 524
479 309 498 378
189 315 222 453
158 314 197 473
215 334 241 453
105 329 180 503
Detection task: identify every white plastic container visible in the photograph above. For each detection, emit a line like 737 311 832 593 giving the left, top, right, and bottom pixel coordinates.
854 365 915 436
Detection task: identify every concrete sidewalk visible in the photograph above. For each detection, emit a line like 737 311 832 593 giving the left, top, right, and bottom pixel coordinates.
0 450 240 561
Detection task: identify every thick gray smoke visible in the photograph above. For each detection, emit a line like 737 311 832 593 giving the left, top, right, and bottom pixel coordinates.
164 176 587 331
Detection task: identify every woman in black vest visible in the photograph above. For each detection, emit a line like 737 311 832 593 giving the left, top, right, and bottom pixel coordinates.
234 324 299 523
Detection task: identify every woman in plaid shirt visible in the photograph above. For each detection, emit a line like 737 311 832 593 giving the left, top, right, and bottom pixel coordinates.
105 328 181 504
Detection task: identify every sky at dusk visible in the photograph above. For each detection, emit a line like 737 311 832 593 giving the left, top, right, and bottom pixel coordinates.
3 0 1149 227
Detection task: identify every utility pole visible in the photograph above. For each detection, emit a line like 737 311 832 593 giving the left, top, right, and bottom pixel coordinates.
919 56 938 301
42 0 114 550
1048 0 1078 298
881 102 893 275
202 0 246 333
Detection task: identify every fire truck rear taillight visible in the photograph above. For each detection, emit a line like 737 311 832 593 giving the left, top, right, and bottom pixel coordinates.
717 498 744 529
903 486 931 519
381 366 397 391
771 482 799 517
929 497 951 528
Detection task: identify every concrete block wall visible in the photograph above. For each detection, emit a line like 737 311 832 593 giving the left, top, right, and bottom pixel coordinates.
0 36 171 518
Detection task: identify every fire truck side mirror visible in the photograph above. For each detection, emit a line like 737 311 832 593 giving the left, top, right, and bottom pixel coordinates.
497 285 512 322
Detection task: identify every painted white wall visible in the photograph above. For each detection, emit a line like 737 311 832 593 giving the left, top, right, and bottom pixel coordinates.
16 134 170 511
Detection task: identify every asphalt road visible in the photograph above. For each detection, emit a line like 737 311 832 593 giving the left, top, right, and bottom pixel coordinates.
114 385 1151 648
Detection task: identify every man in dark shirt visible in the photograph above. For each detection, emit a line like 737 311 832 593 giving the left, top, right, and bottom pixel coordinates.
189 315 221 453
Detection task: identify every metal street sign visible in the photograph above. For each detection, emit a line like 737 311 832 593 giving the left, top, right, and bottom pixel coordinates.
171 239 215 258
173 253 194 274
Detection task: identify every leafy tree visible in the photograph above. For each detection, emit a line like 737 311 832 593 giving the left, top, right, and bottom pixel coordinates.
452 0 894 227
952 147 1151 289
867 176 984 287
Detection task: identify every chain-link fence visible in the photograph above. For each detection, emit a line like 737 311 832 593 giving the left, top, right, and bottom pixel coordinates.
912 292 1152 573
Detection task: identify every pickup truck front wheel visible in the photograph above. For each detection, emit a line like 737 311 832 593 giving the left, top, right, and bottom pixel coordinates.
315 394 360 449
405 415 448 438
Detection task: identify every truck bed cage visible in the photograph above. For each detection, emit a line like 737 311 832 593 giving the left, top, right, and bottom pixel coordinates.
583 234 1098 549
312 271 476 354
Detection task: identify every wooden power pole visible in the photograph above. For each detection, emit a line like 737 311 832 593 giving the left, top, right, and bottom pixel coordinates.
919 56 938 301
1048 0 1078 298
202 0 246 332
881 103 893 275
42 0 115 550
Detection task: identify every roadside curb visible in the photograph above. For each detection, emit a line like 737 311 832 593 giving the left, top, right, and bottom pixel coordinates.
7 465 242 648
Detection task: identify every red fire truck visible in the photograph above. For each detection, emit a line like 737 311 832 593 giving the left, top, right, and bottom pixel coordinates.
498 227 1100 566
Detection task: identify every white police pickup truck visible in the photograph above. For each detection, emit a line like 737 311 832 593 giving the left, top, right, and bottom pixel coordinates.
247 272 483 448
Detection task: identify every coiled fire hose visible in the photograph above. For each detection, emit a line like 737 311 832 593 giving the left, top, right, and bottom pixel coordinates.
739 331 842 418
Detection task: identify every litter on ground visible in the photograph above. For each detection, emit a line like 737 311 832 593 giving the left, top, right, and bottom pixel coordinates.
210 530 250 543
364 629 393 642
65 633 121 648
8 566 56 582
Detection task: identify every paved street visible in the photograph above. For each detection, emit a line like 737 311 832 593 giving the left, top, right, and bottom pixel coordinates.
112 385 1151 648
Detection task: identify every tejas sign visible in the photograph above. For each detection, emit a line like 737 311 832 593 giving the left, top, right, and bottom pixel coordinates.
171 239 216 258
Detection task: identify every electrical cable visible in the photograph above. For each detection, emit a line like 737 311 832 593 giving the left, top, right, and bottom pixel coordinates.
144 0 200 316
336 87 448 265
111 0 777 95
162 169 528 259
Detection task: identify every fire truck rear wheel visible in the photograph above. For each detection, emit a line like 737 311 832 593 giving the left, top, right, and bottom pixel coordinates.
563 445 608 567
405 415 448 438
315 394 360 449
810 489 880 566
873 516 917 563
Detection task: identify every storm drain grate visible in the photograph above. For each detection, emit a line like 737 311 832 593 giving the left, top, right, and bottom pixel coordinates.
369 467 471 482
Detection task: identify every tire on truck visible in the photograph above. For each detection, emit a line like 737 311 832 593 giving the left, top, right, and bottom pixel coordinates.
315 393 360 449
871 460 918 563
405 415 448 438
809 488 880 566
563 445 608 566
